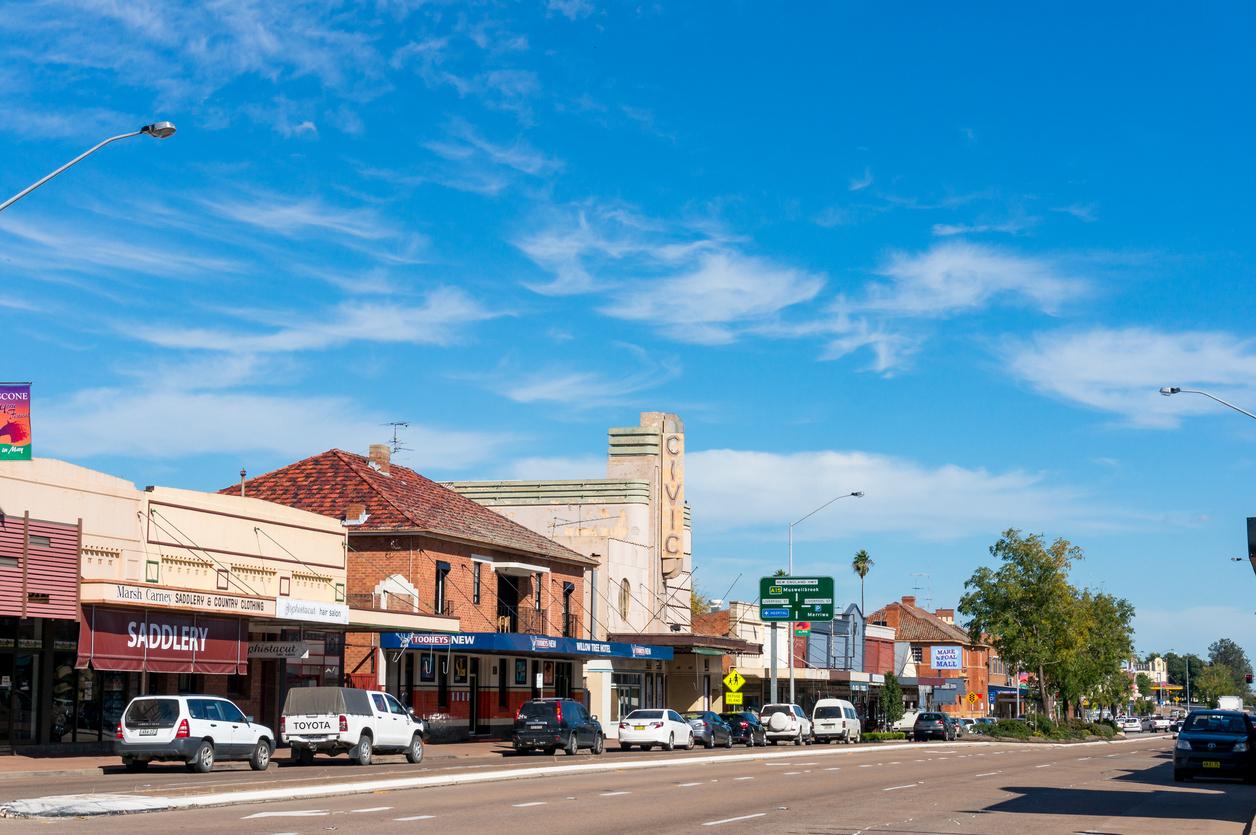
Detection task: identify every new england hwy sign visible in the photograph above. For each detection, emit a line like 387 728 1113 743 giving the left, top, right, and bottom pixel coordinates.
759 576 834 621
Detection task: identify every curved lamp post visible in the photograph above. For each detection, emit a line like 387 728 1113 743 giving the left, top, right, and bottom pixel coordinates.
1159 387 1256 422
0 122 176 213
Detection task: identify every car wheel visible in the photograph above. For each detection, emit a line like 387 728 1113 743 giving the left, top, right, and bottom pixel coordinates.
405 734 424 764
686 733 695 750
123 758 148 772
249 740 271 771
592 734 604 755
769 738 778 745
619 742 633 751
297 747 316 766
794 731 803 746
190 740 215 773
704 733 715 749
665 733 675 752
354 734 374 766
725 733 733 749
564 732 578 756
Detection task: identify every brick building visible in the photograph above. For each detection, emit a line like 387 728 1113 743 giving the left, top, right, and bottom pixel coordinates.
224 446 650 738
868 595 992 718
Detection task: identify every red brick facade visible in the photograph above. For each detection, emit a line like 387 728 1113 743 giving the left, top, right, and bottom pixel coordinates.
863 636 895 676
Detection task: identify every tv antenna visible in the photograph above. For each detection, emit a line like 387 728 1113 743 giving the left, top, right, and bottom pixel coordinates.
383 421 410 455
910 572 932 610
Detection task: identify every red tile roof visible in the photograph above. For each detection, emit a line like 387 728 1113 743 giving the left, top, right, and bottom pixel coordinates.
867 599 978 645
222 449 594 567
693 609 730 638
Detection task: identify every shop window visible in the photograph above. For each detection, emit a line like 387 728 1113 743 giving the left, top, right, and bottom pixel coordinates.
473 562 481 604
911 646 924 663
177 673 203 693
228 674 250 699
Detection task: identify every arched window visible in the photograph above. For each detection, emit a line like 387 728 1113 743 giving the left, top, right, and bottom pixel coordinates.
619 578 631 621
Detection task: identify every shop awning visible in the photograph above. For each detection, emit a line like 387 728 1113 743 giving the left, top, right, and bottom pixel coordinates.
76 605 247 675
606 632 762 656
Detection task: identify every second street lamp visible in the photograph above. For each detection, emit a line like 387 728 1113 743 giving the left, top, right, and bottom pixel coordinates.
1159 386 1256 422
0 121 177 213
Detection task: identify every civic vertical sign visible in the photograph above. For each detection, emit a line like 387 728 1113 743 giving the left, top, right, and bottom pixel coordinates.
0 383 31 460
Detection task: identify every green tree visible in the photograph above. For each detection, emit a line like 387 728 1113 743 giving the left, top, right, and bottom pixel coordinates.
691 589 713 619
851 549 874 616
1055 591 1135 718
1095 668 1132 718
881 672 904 726
1194 663 1236 705
1207 639 1253 695
1165 652 1206 688
960 530 1086 716
1135 672 1153 700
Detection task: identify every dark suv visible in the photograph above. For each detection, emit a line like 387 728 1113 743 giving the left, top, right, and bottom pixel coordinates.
913 712 958 741
721 711 767 747
1173 710 1255 783
512 698 605 756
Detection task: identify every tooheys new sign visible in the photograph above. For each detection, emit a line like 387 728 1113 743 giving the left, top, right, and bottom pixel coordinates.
76 605 247 675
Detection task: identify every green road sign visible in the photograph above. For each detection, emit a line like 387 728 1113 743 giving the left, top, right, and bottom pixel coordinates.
759 576 834 621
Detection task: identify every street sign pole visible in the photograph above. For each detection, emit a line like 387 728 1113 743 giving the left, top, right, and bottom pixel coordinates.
788 523 794 704
769 623 778 703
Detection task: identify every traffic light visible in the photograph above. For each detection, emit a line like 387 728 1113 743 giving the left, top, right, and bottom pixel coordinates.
1246 672 1253 684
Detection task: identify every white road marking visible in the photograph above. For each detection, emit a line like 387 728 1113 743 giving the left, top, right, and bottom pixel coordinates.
734 776 755 781
678 782 703 787
883 783 918 791
1078 757 1092 761
782 771 802 775
351 806 393 813
1035 764 1052 768
889 761 902 765
975 771 1001 777
512 801 547 807
394 815 435 821
858 764 875 768
824 767 840 771
242 811 329 819
600 791 631 796
703 813 767 826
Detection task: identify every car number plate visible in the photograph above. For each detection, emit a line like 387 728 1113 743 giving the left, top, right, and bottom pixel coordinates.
529 724 544 730
633 725 645 731
137 728 158 736
1202 760 1221 769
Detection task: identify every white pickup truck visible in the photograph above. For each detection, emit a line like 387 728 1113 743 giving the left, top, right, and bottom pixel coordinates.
281 686 424 766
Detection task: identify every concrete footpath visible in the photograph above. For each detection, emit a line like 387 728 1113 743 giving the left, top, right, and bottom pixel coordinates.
0 739 512 780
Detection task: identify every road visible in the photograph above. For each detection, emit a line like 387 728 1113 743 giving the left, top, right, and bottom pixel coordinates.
4 736 1254 832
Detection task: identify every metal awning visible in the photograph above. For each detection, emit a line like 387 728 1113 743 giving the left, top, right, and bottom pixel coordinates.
486 560 551 577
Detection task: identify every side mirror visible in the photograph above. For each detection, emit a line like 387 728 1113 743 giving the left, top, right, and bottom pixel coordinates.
245 716 254 724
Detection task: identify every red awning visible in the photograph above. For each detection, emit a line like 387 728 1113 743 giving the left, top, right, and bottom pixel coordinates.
76 605 247 675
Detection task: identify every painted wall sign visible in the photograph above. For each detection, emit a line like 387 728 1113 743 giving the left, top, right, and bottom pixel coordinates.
381 631 674 660
0 383 31 461
95 583 274 616
930 645 963 670
660 432 685 578
275 597 349 625
248 640 312 660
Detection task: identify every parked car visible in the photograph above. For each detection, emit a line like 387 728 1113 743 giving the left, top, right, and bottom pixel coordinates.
811 698 862 744
761 703 813 745
1143 716 1172 733
116 694 274 773
957 718 977 735
616 709 694 751
1170 717 1186 734
512 697 604 755
681 710 733 749
1118 716 1142 734
913 712 958 741
720 711 767 747
281 686 423 766
891 709 921 733
1173 710 1255 783
969 717 996 734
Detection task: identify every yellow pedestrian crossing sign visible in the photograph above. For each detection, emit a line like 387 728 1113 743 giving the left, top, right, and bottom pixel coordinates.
723 669 746 692
725 691 744 706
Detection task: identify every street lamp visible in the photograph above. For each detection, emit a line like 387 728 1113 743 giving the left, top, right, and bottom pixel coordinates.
0 121 177 213
1159 387 1256 421
777 490 864 705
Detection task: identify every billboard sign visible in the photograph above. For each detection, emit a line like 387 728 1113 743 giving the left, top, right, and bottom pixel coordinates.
930 645 963 670
0 383 31 460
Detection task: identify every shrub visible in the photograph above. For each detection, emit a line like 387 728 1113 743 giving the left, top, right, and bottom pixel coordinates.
863 731 907 741
988 719 1033 738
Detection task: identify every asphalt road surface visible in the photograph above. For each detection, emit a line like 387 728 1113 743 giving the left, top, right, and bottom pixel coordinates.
5 736 1254 833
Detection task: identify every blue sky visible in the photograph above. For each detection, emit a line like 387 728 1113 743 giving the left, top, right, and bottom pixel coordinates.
4 2 1253 659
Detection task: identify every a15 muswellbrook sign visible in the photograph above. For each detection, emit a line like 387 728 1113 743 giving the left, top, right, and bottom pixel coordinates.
0 383 31 461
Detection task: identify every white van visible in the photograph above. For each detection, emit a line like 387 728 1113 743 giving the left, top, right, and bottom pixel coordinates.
812 698 861 743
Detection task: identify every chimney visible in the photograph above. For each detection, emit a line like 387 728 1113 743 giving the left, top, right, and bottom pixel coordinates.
901 595 916 607
934 608 955 623
343 503 368 526
368 444 391 475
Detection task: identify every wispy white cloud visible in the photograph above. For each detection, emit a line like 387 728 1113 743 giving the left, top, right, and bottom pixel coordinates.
478 348 680 408
131 287 498 353
425 120 562 178
687 447 1135 540
1006 327 1256 429
849 167 873 192
547 0 595 20
201 192 398 241
1051 203 1099 223
931 217 1037 236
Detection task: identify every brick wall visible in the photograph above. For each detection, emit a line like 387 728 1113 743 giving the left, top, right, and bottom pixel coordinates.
864 637 895 675
345 533 587 677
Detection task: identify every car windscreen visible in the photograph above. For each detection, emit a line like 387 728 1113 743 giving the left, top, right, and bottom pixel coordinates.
813 706 844 719
1183 714 1247 734
760 705 790 716
518 702 558 722
681 712 708 720
917 713 944 721
124 698 179 728
721 713 750 723
624 710 664 720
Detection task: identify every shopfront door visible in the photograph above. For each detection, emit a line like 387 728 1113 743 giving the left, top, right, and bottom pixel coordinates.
468 658 480 734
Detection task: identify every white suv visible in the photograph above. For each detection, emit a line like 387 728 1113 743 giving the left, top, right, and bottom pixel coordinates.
116 694 275 773
761 703 812 745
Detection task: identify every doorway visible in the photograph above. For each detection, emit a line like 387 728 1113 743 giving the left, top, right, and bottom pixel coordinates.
497 575 520 632
469 658 481 734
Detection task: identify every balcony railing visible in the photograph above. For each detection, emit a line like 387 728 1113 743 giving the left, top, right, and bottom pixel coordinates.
497 608 547 635
561 612 580 638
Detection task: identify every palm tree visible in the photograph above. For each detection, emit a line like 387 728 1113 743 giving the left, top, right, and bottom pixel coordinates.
852 549 874 616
